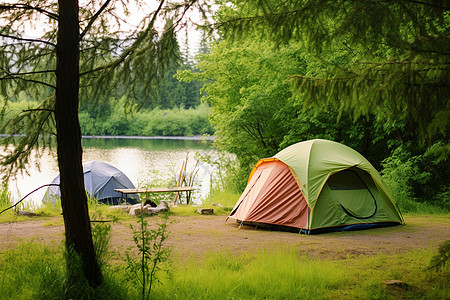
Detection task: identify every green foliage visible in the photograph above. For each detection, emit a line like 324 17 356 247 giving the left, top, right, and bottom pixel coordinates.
382 142 449 212
189 36 407 190
125 213 171 300
188 39 308 180
157 60 203 109
216 0 450 143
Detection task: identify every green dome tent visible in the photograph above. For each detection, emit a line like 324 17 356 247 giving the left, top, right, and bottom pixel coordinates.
227 139 404 234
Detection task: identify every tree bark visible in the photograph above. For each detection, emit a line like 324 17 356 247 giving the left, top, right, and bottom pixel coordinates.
55 0 103 287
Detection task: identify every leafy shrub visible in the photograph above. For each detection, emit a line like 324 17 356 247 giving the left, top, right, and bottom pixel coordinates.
381 142 449 213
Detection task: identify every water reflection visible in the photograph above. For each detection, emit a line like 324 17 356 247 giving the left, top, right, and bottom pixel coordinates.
82 137 212 151
6 137 217 207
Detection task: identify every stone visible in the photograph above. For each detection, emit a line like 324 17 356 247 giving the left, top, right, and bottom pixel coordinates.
384 280 409 289
16 210 37 217
108 205 132 213
143 201 170 214
129 201 170 216
197 208 214 215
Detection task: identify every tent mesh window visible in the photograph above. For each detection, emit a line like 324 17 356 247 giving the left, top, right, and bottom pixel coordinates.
327 169 367 190
327 169 377 219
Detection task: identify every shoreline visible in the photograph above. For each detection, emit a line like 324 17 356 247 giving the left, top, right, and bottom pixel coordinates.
1 134 216 141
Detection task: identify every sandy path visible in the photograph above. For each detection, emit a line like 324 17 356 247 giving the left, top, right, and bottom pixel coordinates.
1 215 449 260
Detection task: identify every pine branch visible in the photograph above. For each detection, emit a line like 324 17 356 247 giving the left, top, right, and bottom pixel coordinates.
169 0 197 31
22 108 55 113
80 0 166 78
0 3 58 20
0 75 56 89
80 0 112 40
398 0 450 10
1 69 55 77
0 33 56 47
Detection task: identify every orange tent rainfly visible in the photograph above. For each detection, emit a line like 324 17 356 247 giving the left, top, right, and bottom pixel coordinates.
227 139 404 234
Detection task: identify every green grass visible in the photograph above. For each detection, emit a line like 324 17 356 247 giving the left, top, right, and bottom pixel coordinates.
152 248 347 299
0 241 66 300
0 242 448 300
0 241 133 300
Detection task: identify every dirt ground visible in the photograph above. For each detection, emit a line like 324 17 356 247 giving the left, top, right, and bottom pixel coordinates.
1 214 449 260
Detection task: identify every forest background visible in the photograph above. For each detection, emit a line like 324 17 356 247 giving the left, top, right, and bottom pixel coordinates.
1 0 448 215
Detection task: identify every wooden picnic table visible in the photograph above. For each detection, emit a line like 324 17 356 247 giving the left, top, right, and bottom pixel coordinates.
114 187 196 203
114 187 196 194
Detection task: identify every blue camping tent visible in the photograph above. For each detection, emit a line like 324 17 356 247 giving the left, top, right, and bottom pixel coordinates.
43 161 138 204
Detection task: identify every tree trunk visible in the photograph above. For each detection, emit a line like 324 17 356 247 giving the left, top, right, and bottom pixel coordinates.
55 0 103 287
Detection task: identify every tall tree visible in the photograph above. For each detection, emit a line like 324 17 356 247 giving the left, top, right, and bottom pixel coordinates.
0 0 206 287
215 0 449 146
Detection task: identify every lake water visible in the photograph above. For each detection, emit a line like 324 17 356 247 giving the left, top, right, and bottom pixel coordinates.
5 137 219 207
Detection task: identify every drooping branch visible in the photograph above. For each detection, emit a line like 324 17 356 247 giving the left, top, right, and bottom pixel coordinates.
0 33 56 47
0 3 58 20
80 0 112 40
169 0 197 31
0 69 56 77
0 72 56 89
80 0 166 78
399 0 450 10
22 108 55 113
0 108 54 182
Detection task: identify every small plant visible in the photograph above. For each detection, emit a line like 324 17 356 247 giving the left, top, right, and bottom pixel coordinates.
125 212 171 300
427 240 450 272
